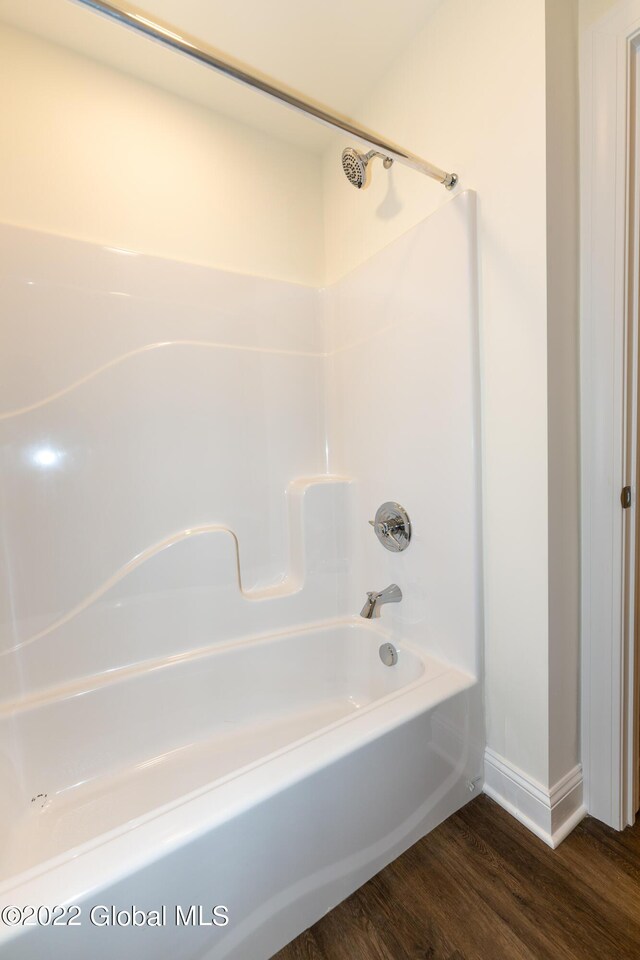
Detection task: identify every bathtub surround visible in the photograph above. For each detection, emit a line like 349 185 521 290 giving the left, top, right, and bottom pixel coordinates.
0 224 326 704
0 195 480 696
0 479 354 704
0 194 482 958
324 192 481 678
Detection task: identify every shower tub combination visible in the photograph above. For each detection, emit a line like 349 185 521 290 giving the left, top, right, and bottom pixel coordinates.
0 620 481 959
0 178 481 955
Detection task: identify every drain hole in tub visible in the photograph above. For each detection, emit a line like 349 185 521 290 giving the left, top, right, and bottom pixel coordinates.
379 643 398 667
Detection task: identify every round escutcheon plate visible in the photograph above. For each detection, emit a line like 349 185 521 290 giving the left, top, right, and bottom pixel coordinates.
369 502 411 552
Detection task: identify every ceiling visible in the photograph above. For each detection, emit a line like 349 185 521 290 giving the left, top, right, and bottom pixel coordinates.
0 0 443 152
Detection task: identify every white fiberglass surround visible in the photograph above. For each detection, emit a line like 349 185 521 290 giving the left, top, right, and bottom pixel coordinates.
0 192 482 959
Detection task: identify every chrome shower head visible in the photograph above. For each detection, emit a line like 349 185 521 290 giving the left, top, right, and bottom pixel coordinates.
341 147 393 189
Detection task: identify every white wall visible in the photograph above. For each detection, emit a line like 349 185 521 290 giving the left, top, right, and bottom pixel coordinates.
546 0 580 788
579 0 620 26
0 22 323 286
323 0 581 794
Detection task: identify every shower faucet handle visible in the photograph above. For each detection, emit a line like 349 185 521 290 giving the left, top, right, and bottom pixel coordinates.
369 518 403 537
368 502 412 553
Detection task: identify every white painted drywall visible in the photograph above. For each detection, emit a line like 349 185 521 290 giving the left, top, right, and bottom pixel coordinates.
546 0 580 788
0 22 323 286
0 0 444 152
579 0 621 26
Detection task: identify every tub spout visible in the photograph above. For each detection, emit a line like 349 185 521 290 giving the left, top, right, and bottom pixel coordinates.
360 584 402 619
360 592 377 619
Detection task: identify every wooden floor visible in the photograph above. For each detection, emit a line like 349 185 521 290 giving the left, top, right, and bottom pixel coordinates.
275 795 640 960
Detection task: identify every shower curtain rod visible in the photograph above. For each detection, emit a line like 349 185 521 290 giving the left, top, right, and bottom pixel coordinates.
73 0 458 190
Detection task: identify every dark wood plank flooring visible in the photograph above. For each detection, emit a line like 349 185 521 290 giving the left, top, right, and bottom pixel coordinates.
274 795 640 960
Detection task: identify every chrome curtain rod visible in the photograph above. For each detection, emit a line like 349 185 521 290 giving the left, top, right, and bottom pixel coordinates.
73 0 458 190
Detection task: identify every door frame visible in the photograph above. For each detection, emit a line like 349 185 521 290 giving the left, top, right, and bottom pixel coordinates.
581 0 640 829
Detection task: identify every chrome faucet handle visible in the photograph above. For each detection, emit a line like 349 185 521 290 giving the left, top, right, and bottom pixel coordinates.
368 519 403 536
368 502 411 552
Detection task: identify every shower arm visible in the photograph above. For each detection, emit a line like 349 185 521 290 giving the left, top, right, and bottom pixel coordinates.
72 0 458 190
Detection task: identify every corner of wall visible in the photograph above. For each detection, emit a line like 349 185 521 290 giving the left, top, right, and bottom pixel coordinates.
545 0 581 789
484 748 586 847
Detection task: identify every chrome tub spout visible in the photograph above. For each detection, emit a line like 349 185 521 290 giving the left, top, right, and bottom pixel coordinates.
360 584 402 619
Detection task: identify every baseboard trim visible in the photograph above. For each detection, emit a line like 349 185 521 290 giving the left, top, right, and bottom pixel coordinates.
483 748 586 848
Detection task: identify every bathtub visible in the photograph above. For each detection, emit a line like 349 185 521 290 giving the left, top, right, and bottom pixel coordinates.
0 618 482 959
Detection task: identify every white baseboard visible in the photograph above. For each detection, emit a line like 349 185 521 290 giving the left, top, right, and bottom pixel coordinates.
483 748 586 848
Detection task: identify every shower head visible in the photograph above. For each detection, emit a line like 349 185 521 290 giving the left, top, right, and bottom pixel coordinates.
341 147 393 189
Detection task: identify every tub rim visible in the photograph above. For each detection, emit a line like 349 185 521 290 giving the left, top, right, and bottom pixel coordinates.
0 617 476 919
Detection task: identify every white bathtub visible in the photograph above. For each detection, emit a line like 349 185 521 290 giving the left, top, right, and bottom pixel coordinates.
0 619 482 959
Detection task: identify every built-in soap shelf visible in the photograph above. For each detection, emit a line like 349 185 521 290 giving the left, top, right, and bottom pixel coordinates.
246 474 354 600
